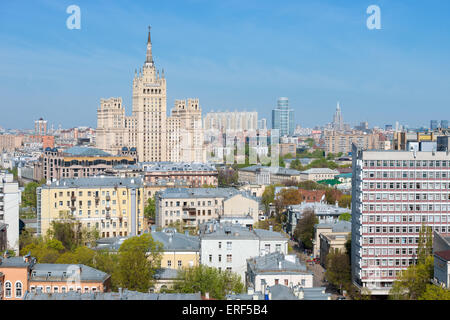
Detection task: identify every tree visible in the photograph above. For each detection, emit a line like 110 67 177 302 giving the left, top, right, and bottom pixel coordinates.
417 225 433 264
114 233 163 292
218 167 239 187
338 195 352 209
389 255 434 300
325 249 351 294
254 218 282 232
293 209 318 249
419 284 450 300
261 185 275 214
144 195 156 220
174 265 244 299
338 212 351 222
274 188 303 215
22 181 40 208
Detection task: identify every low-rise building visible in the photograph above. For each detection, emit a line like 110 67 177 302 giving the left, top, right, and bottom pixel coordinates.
0 256 111 300
238 165 302 185
246 252 313 290
433 232 450 288
314 220 351 260
286 202 350 236
155 188 259 228
37 177 145 238
299 168 339 182
199 222 288 280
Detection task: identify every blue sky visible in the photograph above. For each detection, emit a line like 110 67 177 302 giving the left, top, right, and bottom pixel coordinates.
1 0 450 130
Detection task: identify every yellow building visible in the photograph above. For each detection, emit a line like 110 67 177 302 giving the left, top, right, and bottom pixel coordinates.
37 177 145 239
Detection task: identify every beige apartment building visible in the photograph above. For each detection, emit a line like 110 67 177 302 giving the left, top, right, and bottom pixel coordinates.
323 130 379 155
95 28 205 163
0 135 23 152
155 188 259 228
37 177 145 239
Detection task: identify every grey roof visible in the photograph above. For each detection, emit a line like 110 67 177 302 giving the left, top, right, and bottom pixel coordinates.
141 162 217 172
247 252 310 275
41 177 143 189
154 268 180 280
0 256 33 268
23 289 201 300
226 286 331 300
63 146 112 157
157 187 257 201
301 168 339 174
200 222 287 241
93 229 200 252
314 220 352 233
239 165 301 176
30 264 110 282
289 202 349 217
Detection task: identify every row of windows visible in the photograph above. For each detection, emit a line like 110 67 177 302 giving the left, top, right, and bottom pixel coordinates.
363 203 450 212
363 182 450 190
53 190 128 198
363 160 450 167
362 225 449 234
208 254 233 263
364 171 450 179
361 214 450 223
29 285 98 294
3 281 22 298
363 192 450 200
362 247 417 256
361 258 415 267
164 200 218 207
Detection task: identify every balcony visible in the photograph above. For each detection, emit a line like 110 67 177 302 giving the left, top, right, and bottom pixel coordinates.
106 195 111 201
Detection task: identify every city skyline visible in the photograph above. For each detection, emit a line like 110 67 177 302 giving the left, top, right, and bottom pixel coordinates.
2 1 450 130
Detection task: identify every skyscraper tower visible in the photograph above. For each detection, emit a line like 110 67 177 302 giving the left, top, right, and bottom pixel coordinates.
272 97 294 136
132 26 167 162
332 102 344 131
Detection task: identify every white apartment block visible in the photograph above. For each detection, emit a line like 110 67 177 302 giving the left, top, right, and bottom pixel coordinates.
351 145 450 295
0 171 20 254
203 111 258 132
200 223 288 280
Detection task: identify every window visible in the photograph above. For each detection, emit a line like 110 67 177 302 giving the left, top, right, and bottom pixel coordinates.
167 260 172 267
226 241 232 250
275 279 279 285
178 260 182 268
53 286 59 293
227 254 232 263
4 281 11 298
218 242 222 249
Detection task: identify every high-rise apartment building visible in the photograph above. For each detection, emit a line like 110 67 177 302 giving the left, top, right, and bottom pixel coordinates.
332 103 344 131
0 171 19 254
351 145 450 295
323 130 380 155
272 97 294 136
95 27 204 162
431 120 439 130
34 118 47 136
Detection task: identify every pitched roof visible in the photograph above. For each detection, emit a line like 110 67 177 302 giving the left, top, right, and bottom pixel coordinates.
63 146 112 157
435 250 450 261
42 177 143 189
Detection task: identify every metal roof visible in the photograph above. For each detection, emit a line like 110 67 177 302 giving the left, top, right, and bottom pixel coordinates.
41 177 143 189
64 146 112 157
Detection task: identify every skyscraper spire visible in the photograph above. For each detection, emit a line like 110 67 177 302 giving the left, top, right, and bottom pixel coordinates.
146 26 153 65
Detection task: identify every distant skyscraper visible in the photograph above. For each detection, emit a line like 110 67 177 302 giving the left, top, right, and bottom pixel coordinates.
385 124 393 131
35 118 47 136
258 118 267 130
441 120 449 129
272 97 294 136
430 120 439 130
332 102 344 131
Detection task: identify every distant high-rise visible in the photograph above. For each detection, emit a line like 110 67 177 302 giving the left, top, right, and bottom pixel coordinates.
35 118 47 136
430 120 439 130
272 97 294 136
332 102 344 131
441 120 449 129
257 118 267 130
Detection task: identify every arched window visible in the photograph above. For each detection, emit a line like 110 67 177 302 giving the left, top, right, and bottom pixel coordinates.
15 281 23 298
4 281 12 298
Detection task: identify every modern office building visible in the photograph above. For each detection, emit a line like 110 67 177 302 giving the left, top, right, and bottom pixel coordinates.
272 97 294 137
351 145 450 295
441 120 449 129
0 171 20 254
431 120 439 130
34 118 48 136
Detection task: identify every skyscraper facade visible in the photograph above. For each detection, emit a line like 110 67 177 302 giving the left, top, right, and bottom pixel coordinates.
332 102 344 131
430 120 439 130
96 28 205 163
272 97 294 136
351 145 450 295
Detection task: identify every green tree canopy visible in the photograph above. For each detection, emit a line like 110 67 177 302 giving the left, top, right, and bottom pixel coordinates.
113 233 163 292
144 195 156 220
338 212 352 222
325 249 351 293
22 181 40 208
419 284 450 300
338 195 352 209
174 265 244 299
293 208 318 249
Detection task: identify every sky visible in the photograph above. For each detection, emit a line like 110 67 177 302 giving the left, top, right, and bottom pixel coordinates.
1 0 450 130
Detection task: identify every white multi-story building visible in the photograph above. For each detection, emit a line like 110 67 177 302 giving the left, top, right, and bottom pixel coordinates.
200 223 288 280
0 171 20 254
351 145 450 295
